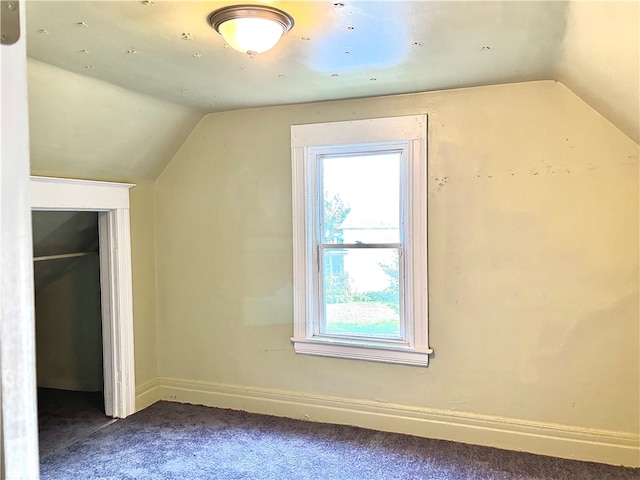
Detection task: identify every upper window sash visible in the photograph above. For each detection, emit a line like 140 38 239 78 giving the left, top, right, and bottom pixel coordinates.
312 145 408 248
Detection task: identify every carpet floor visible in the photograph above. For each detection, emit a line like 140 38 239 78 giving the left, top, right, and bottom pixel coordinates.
38 388 115 458
40 401 638 480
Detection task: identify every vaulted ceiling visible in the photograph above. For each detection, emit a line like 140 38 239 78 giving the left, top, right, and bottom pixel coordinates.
25 1 639 182
27 1 570 111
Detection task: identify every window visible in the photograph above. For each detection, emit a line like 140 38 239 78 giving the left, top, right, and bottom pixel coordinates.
291 115 432 366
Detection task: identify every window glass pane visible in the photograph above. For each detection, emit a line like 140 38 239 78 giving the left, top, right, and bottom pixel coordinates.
322 248 400 338
321 152 400 244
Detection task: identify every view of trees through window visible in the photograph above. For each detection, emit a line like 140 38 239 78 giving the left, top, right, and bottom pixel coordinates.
320 153 401 339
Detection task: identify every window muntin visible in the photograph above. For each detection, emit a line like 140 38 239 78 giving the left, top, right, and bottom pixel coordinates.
291 115 431 366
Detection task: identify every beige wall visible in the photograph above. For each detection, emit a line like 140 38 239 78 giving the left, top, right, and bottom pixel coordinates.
129 181 159 388
154 80 638 438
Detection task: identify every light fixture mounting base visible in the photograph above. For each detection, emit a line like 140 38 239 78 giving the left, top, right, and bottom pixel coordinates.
207 4 294 35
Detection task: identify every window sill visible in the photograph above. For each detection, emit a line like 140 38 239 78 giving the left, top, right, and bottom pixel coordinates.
291 336 433 366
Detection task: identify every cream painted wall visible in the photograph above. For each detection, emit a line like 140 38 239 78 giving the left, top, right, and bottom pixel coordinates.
155 81 638 438
129 181 159 388
556 0 640 143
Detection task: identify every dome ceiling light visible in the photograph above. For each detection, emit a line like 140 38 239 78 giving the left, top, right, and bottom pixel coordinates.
208 4 295 57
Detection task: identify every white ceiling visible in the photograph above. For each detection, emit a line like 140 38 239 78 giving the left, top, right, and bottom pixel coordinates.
27 1 568 112
23 1 639 183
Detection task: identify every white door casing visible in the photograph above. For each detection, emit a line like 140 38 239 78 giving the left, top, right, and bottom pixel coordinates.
30 176 136 419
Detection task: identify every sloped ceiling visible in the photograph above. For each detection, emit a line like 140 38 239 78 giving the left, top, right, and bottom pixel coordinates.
32 211 98 291
26 1 568 110
32 210 98 257
27 59 205 182
25 1 639 182
555 1 639 144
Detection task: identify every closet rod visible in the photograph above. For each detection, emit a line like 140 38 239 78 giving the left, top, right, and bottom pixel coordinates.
33 251 98 262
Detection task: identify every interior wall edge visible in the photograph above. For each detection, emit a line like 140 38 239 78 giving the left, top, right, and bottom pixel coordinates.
554 79 640 146
553 0 640 144
151 178 161 383
155 115 209 182
128 180 160 389
149 377 639 468
135 377 161 412
188 79 559 124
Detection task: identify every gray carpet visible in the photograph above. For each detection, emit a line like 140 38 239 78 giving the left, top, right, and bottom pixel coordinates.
38 388 116 458
40 401 638 480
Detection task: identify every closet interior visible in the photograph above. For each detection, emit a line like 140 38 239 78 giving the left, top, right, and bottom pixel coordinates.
32 210 112 457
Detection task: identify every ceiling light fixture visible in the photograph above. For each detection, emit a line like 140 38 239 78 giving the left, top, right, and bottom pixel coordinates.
208 4 294 57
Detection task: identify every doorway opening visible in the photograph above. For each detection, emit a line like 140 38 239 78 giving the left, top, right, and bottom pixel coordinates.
32 210 117 456
30 176 136 424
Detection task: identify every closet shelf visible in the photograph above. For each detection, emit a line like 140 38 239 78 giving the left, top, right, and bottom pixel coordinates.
33 252 98 262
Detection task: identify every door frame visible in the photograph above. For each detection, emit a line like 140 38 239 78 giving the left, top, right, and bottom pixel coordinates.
1 1 39 476
30 176 136 418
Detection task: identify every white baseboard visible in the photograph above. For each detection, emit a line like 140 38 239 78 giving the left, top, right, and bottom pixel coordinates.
155 376 639 468
135 377 161 411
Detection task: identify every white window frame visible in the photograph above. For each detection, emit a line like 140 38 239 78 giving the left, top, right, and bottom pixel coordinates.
291 115 432 366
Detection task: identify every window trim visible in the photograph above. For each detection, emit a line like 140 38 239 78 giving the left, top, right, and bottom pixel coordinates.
291 115 432 366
